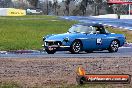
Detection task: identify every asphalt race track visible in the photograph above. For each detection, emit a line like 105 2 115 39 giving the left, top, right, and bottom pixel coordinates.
0 47 132 58
61 16 132 30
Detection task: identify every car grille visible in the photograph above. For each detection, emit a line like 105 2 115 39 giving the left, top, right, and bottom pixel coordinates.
45 41 62 46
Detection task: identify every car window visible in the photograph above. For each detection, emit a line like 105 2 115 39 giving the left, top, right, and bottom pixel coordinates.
68 25 94 34
105 29 110 34
91 27 96 34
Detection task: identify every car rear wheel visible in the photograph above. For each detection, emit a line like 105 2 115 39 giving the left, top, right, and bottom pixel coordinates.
70 40 82 54
108 40 119 53
45 49 56 54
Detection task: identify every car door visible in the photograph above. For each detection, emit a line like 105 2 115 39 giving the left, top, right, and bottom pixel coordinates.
85 34 98 50
82 26 99 50
92 27 110 50
80 27 97 50
95 34 108 49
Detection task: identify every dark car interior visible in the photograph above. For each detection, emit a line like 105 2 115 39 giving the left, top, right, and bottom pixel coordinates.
94 26 107 34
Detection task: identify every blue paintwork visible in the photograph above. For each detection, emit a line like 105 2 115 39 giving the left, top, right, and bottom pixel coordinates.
43 23 126 51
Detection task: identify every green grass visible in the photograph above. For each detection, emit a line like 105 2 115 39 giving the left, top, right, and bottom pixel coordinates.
107 27 132 43
0 15 76 50
0 82 113 88
0 82 21 88
0 83 131 88
61 84 113 88
0 15 131 50
0 15 57 19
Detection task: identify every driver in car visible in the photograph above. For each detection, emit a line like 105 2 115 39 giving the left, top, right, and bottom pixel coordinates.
95 26 106 34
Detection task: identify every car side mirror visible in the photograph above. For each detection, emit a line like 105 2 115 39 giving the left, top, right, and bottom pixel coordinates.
96 31 100 34
105 31 110 35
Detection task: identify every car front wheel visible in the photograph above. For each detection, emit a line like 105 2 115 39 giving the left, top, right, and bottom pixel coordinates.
70 40 82 54
45 49 56 54
108 40 119 53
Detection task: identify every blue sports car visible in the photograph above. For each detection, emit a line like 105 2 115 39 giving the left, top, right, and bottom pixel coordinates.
42 23 126 54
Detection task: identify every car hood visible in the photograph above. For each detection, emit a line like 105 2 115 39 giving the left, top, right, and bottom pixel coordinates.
45 33 79 41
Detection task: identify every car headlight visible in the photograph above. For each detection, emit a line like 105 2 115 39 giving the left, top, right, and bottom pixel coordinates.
63 37 69 42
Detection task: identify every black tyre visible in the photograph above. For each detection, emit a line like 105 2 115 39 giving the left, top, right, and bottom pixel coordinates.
108 40 119 53
70 40 82 54
45 49 56 54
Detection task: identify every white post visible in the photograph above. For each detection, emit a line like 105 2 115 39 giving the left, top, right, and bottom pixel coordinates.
129 4 131 15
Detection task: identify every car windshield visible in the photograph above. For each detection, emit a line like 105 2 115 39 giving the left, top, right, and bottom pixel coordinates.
68 25 94 34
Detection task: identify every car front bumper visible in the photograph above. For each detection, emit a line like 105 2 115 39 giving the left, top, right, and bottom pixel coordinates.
42 44 70 51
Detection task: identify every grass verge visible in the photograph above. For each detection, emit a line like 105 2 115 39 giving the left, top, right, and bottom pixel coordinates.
0 82 21 88
0 15 76 50
0 82 112 88
107 27 132 43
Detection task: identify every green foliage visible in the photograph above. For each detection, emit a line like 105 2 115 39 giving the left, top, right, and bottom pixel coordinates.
0 82 21 88
27 0 39 8
60 84 113 88
0 83 111 88
107 27 132 43
0 15 76 50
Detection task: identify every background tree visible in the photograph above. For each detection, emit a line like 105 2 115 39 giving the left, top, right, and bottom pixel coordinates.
53 0 58 15
64 0 70 15
72 0 93 15
94 0 103 15
79 0 88 15
27 0 38 8
0 0 12 8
